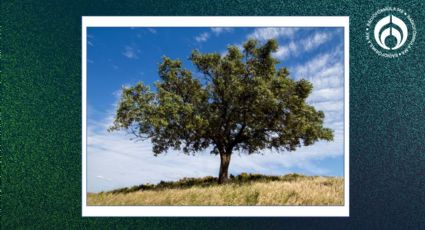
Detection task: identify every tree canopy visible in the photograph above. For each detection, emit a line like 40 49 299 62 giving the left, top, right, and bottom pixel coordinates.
109 38 333 183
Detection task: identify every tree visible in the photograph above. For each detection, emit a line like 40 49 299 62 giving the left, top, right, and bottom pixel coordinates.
109 38 334 184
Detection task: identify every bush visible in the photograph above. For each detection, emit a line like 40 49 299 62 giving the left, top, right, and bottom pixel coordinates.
107 173 306 194
280 173 305 182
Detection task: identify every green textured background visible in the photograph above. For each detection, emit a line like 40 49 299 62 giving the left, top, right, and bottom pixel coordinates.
2 0 424 229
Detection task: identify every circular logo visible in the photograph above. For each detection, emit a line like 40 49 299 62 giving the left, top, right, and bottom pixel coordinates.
366 7 416 58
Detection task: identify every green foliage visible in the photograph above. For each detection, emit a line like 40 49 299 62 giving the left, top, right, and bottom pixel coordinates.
280 173 307 182
110 38 333 157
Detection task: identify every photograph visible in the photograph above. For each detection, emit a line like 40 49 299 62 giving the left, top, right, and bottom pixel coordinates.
83 17 349 215
5 1 424 228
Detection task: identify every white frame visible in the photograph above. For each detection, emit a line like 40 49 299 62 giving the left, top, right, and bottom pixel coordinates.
82 16 350 217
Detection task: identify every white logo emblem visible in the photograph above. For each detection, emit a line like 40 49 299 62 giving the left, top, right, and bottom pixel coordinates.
366 7 416 58
374 15 408 50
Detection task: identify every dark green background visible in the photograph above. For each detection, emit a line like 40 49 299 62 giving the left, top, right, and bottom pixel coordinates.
2 0 424 229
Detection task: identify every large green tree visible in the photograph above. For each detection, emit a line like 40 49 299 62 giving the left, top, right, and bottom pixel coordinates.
109 39 333 184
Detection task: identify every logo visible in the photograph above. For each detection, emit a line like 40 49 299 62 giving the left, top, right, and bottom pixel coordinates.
366 7 416 58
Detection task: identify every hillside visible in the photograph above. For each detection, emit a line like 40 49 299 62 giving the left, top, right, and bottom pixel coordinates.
87 173 344 206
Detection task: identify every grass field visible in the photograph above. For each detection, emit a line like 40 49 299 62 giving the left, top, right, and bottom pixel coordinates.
88 173 344 206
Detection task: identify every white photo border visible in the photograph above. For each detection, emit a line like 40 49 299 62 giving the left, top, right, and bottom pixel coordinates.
82 16 350 217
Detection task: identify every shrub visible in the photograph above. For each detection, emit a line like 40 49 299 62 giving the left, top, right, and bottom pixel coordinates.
107 173 307 194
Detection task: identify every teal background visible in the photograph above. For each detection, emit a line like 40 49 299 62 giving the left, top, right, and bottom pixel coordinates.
2 0 424 229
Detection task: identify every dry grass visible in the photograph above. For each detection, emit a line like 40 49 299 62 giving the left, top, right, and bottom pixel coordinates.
87 176 343 206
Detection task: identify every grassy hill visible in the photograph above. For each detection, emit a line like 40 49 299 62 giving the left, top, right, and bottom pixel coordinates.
87 173 344 206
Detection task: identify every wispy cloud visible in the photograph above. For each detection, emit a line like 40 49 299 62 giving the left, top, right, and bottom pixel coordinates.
195 32 210 42
248 28 299 41
87 34 94 46
292 46 343 88
195 28 233 43
274 41 298 60
289 46 344 139
274 31 334 60
245 29 335 60
302 31 333 51
147 28 157 34
122 45 140 59
211 27 233 35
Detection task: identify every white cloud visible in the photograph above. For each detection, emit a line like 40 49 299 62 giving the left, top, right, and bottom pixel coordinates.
274 41 298 60
195 28 232 44
274 31 334 60
309 87 344 102
223 29 335 60
292 46 343 86
248 28 299 41
302 31 333 51
147 28 157 34
87 34 94 46
289 46 345 144
195 32 210 42
312 101 344 112
211 27 233 35
122 45 140 59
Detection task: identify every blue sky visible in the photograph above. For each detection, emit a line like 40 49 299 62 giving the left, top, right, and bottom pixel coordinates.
86 27 345 192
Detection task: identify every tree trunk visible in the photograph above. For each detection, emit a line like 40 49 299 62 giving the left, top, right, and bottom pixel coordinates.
218 152 231 184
